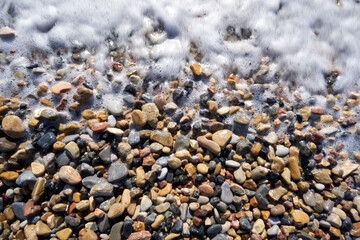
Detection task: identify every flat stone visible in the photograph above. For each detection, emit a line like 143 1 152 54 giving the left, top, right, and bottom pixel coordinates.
132 110 146 126
56 228 72 240
90 182 114 197
0 27 16 38
234 115 250 125
197 163 208 174
0 171 19 181
59 166 82 184
127 231 151 240
36 132 56 150
252 219 265 234
142 103 159 127
207 224 222 237
220 182 233 204
234 167 246 184
109 222 123 240
108 162 128 182
107 101 123 116
288 156 301 181
197 136 221 154
32 177 45 202
2 115 25 138
312 169 332 184
65 141 80 159
199 185 214 197
174 134 190 151
24 200 41 217
140 195 152 212
50 81 72 95
276 145 289 156
212 130 232 148
270 204 285 216
291 210 309 225
150 130 173 147
11 202 25 220
108 203 125 219
35 221 51 237
0 137 17 152
16 170 36 187
31 162 45 176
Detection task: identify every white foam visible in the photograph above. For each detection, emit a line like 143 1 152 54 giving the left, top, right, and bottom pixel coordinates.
0 0 360 96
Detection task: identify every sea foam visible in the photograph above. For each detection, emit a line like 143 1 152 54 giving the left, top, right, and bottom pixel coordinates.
0 0 360 94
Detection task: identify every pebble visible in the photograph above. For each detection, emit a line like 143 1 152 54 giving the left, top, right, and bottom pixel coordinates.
16 170 36 187
0 27 16 37
220 182 233 204
291 210 309 225
90 182 114 197
212 130 232 148
2 115 25 138
197 136 221 154
50 81 72 95
59 166 82 184
65 141 80 159
140 195 152 212
107 162 128 182
275 145 289 156
150 130 173 147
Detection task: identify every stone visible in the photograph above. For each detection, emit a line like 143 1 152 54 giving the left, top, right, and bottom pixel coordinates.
16 170 36 187
132 110 146 126
174 134 190 151
156 202 170 213
90 182 114 197
197 136 221 154
234 115 250 125
32 177 45 202
207 224 222 237
108 162 128 182
220 182 233 204
197 163 208 174
291 210 309 225
158 183 172 196
151 130 173 147
31 162 45 176
35 221 51 237
151 215 164 229
199 185 214 197
24 225 38 240
65 141 80 159
56 228 72 240
91 122 108 132
127 231 151 240
142 103 160 127
270 205 285 216
50 81 72 95
110 222 123 240
140 195 152 212
168 157 182 169
190 63 201 76
37 132 57 150
252 219 265 234
212 130 232 148
59 166 82 184
108 203 125 219
0 27 16 38
267 225 279 236
0 137 17 152
24 200 41 217
326 214 342 228
234 167 246 184
11 202 25 220
276 145 289 156
312 169 332 184
288 157 301 181
2 115 25 138
0 171 19 181
107 101 123 116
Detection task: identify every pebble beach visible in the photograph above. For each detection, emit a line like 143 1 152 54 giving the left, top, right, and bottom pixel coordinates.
1 0 360 240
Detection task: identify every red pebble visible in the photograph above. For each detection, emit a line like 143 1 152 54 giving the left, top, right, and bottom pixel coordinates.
91 122 109 132
140 148 151 158
56 98 68 111
112 62 124 72
24 200 41 217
